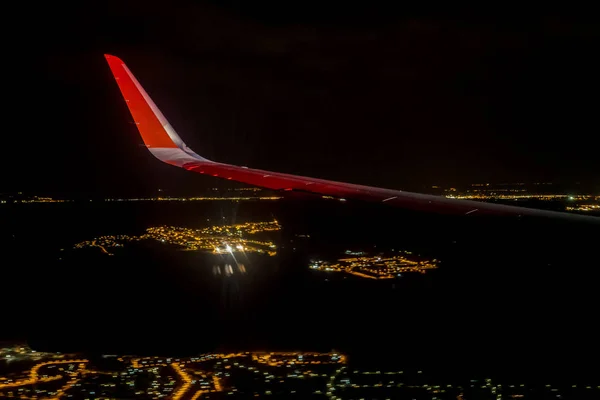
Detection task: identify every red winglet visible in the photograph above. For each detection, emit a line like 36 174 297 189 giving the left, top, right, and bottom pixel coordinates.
104 54 178 149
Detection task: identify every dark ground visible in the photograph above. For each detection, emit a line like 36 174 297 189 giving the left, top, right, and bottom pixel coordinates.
1 198 598 381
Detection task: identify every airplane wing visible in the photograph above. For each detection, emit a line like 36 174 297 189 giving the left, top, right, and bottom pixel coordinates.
104 54 599 224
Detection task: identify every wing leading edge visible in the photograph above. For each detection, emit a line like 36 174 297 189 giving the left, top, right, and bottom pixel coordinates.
104 54 599 224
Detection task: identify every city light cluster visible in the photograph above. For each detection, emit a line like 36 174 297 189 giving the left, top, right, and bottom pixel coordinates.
1 344 597 399
445 193 592 200
0 344 345 399
73 221 281 256
310 252 439 279
0 188 278 205
3 196 69 204
566 204 600 212
104 196 282 202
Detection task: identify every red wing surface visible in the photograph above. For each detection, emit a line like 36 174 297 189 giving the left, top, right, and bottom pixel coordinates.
104 54 599 224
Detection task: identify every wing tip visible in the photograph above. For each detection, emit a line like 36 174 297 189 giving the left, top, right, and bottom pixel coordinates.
104 53 121 62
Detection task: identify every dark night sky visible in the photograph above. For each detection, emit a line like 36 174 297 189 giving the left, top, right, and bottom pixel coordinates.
4 2 599 197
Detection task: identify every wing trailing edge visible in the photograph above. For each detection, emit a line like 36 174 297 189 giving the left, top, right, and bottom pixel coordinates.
104 54 599 224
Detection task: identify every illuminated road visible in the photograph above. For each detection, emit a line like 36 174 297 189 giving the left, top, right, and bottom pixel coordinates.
0 359 87 394
171 362 193 400
1 351 346 399
90 240 112 255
